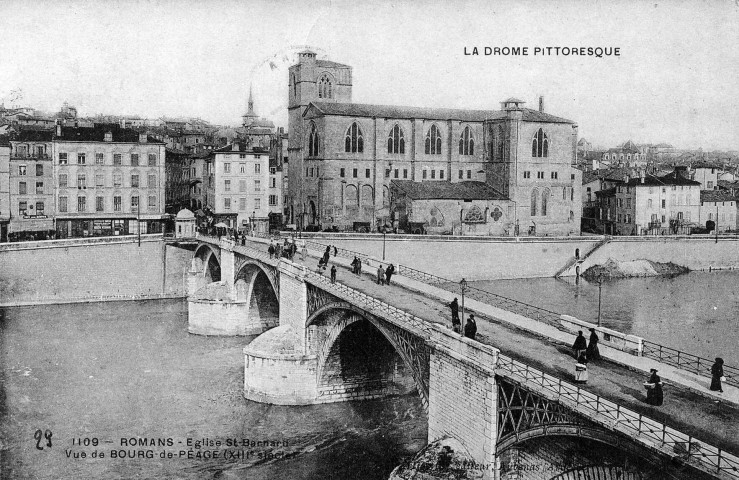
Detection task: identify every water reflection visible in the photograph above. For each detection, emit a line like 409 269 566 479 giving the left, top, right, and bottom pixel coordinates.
473 270 739 365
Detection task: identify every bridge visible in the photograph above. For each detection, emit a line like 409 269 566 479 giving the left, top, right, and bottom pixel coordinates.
186 235 739 480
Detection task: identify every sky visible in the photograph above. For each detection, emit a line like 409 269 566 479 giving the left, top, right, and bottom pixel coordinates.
1 0 738 151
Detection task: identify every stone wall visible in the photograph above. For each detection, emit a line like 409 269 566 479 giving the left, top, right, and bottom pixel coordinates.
300 233 600 280
428 345 497 476
575 236 739 274
0 235 191 305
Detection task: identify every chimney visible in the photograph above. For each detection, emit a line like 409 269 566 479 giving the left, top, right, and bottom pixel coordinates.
55 122 61 137
539 96 544 113
640 169 645 183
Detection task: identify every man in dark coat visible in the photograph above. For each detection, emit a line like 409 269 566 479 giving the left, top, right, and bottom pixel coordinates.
572 331 587 358
710 358 725 393
586 328 601 361
449 298 460 332
645 368 664 406
464 314 477 340
385 264 395 285
330 265 337 284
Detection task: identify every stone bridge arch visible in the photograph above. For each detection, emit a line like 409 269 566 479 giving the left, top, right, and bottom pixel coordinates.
234 260 280 332
194 243 221 282
306 302 431 409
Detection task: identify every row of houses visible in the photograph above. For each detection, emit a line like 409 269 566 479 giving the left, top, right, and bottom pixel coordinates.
582 165 738 235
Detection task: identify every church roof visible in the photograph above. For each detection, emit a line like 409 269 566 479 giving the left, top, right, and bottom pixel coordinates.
307 102 574 124
316 59 351 69
390 180 506 200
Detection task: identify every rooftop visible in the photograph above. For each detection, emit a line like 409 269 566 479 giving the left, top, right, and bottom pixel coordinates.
56 124 163 143
306 101 575 124
700 190 736 203
390 180 506 200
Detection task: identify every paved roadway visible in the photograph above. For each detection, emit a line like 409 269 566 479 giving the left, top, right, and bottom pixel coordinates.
244 238 739 457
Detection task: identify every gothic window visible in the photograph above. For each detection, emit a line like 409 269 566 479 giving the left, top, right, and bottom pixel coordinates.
292 74 297 97
345 122 364 153
318 74 332 99
464 205 485 223
541 188 550 216
387 124 405 154
497 125 505 161
459 126 474 155
531 188 538 216
425 124 442 155
491 207 503 222
532 128 549 157
308 123 319 157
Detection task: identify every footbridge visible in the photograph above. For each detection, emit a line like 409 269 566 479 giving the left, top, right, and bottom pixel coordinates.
187 235 739 480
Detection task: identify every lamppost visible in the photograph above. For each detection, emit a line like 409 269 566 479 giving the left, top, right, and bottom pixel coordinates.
715 203 719 244
251 210 255 236
135 199 141 247
460 278 468 334
597 279 603 327
382 229 386 261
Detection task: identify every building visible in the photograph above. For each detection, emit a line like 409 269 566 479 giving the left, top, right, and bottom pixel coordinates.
601 140 647 168
53 124 166 238
596 167 702 235
287 50 581 236
164 147 193 214
7 130 55 240
204 143 272 234
692 163 721 190
391 180 511 235
698 190 736 232
0 136 10 241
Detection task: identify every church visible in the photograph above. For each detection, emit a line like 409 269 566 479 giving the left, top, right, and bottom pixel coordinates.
287 50 582 236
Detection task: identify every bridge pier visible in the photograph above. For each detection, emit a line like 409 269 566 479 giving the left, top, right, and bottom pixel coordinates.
187 239 277 336
427 344 498 478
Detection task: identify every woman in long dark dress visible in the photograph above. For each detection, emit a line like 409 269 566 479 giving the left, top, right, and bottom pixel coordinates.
586 328 601 361
710 358 725 393
645 369 664 406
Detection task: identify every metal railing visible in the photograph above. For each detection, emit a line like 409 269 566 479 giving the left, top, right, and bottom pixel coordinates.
397 264 564 329
496 354 739 479
643 341 738 388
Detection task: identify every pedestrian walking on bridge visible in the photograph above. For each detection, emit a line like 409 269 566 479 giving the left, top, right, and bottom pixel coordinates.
586 328 600 361
572 331 587 359
574 352 589 384
644 368 664 406
268 243 275 259
449 298 460 333
377 264 385 285
464 314 477 340
385 264 395 285
330 265 337 284
710 358 725 393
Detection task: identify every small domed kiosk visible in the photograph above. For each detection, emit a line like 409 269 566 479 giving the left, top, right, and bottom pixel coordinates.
175 208 196 238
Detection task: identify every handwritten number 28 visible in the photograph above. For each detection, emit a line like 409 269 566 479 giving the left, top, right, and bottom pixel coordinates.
34 429 52 450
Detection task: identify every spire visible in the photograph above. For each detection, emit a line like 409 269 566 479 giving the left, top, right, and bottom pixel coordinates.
242 84 258 127
247 84 254 115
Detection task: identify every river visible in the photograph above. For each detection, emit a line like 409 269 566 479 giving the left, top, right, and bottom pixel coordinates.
0 300 427 480
473 270 739 366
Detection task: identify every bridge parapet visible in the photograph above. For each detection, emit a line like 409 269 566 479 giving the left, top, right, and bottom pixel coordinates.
495 354 739 479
